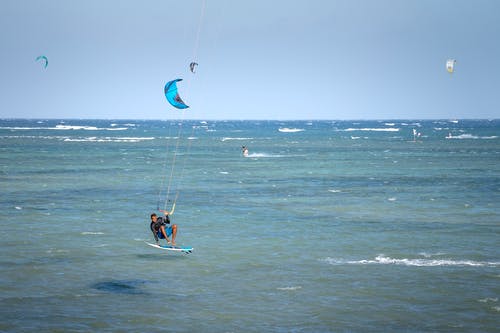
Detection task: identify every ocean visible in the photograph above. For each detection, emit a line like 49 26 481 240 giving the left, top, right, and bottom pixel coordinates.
0 119 499 332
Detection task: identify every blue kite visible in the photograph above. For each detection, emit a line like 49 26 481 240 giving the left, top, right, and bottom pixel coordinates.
36 55 48 68
164 79 189 109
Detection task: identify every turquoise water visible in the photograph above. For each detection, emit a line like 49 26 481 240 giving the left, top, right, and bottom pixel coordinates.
1 119 499 332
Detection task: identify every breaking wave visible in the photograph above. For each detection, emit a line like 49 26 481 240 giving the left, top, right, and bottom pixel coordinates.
322 255 500 267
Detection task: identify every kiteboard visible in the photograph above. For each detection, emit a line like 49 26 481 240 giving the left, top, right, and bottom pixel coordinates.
145 242 193 254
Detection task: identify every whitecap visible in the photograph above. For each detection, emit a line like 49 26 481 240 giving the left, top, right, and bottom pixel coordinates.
388 197 397 201
53 125 128 131
221 137 253 142
478 298 498 303
81 232 104 235
0 126 54 130
446 134 497 140
63 137 154 143
55 125 99 130
418 252 446 258
342 128 400 132
15 206 22 210
106 127 128 131
322 255 500 267
277 286 302 291
328 189 341 193
246 153 283 158
278 128 304 133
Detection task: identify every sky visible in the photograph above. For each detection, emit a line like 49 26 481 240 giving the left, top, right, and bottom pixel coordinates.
1 0 499 120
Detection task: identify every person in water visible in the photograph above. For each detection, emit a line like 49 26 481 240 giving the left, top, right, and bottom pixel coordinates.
242 145 249 157
150 209 178 246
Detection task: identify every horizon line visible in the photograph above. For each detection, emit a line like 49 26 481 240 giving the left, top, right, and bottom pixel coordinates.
1 117 498 121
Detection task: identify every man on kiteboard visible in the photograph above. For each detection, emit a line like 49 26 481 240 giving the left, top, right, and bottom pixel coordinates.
150 209 178 246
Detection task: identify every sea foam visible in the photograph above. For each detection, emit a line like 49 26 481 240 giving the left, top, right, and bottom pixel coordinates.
322 255 500 267
278 128 304 133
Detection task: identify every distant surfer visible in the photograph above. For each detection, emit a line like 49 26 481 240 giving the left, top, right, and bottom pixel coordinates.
412 129 421 142
242 146 249 157
150 208 177 246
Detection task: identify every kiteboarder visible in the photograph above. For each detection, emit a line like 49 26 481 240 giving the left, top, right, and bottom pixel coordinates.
150 209 178 246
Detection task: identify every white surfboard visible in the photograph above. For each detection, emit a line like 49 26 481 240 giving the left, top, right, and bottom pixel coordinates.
146 242 193 254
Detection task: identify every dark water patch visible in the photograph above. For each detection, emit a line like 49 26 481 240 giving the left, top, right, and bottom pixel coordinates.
91 279 149 295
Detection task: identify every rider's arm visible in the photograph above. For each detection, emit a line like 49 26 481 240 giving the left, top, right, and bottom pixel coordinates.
159 203 175 216
150 223 159 242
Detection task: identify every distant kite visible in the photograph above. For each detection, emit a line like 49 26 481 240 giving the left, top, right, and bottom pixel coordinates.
36 55 48 68
189 62 198 73
446 59 456 74
164 79 189 109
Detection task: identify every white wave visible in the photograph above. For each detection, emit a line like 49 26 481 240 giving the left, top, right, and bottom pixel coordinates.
328 189 341 193
350 136 361 140
419 252 446 258
246 153 284 158
46 249 69 254
384 123 395 126
322 255 500 267
15 206 22 210
278 128 304 133
55 125 98 130
63 137 154 143
110 123 133 128
478 298 498 303
81 232 104 235
446 134 497 140
0 126 58 130
387 197 397 201
342 128 400 132
277 286 302 291
0 125 128 131
53 125 128 131
221 137 253 141
106 127 128 131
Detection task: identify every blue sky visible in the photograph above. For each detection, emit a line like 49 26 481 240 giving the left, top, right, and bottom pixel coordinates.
1 0 499 120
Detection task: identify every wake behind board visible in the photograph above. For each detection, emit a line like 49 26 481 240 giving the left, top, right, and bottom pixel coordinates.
146 242 193 254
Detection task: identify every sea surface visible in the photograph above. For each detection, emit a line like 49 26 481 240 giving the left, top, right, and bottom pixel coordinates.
0 119 499 332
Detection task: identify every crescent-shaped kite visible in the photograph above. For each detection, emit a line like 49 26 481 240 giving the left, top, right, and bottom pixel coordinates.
164 79 189 109
36 55 48 68
189 62 198 73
